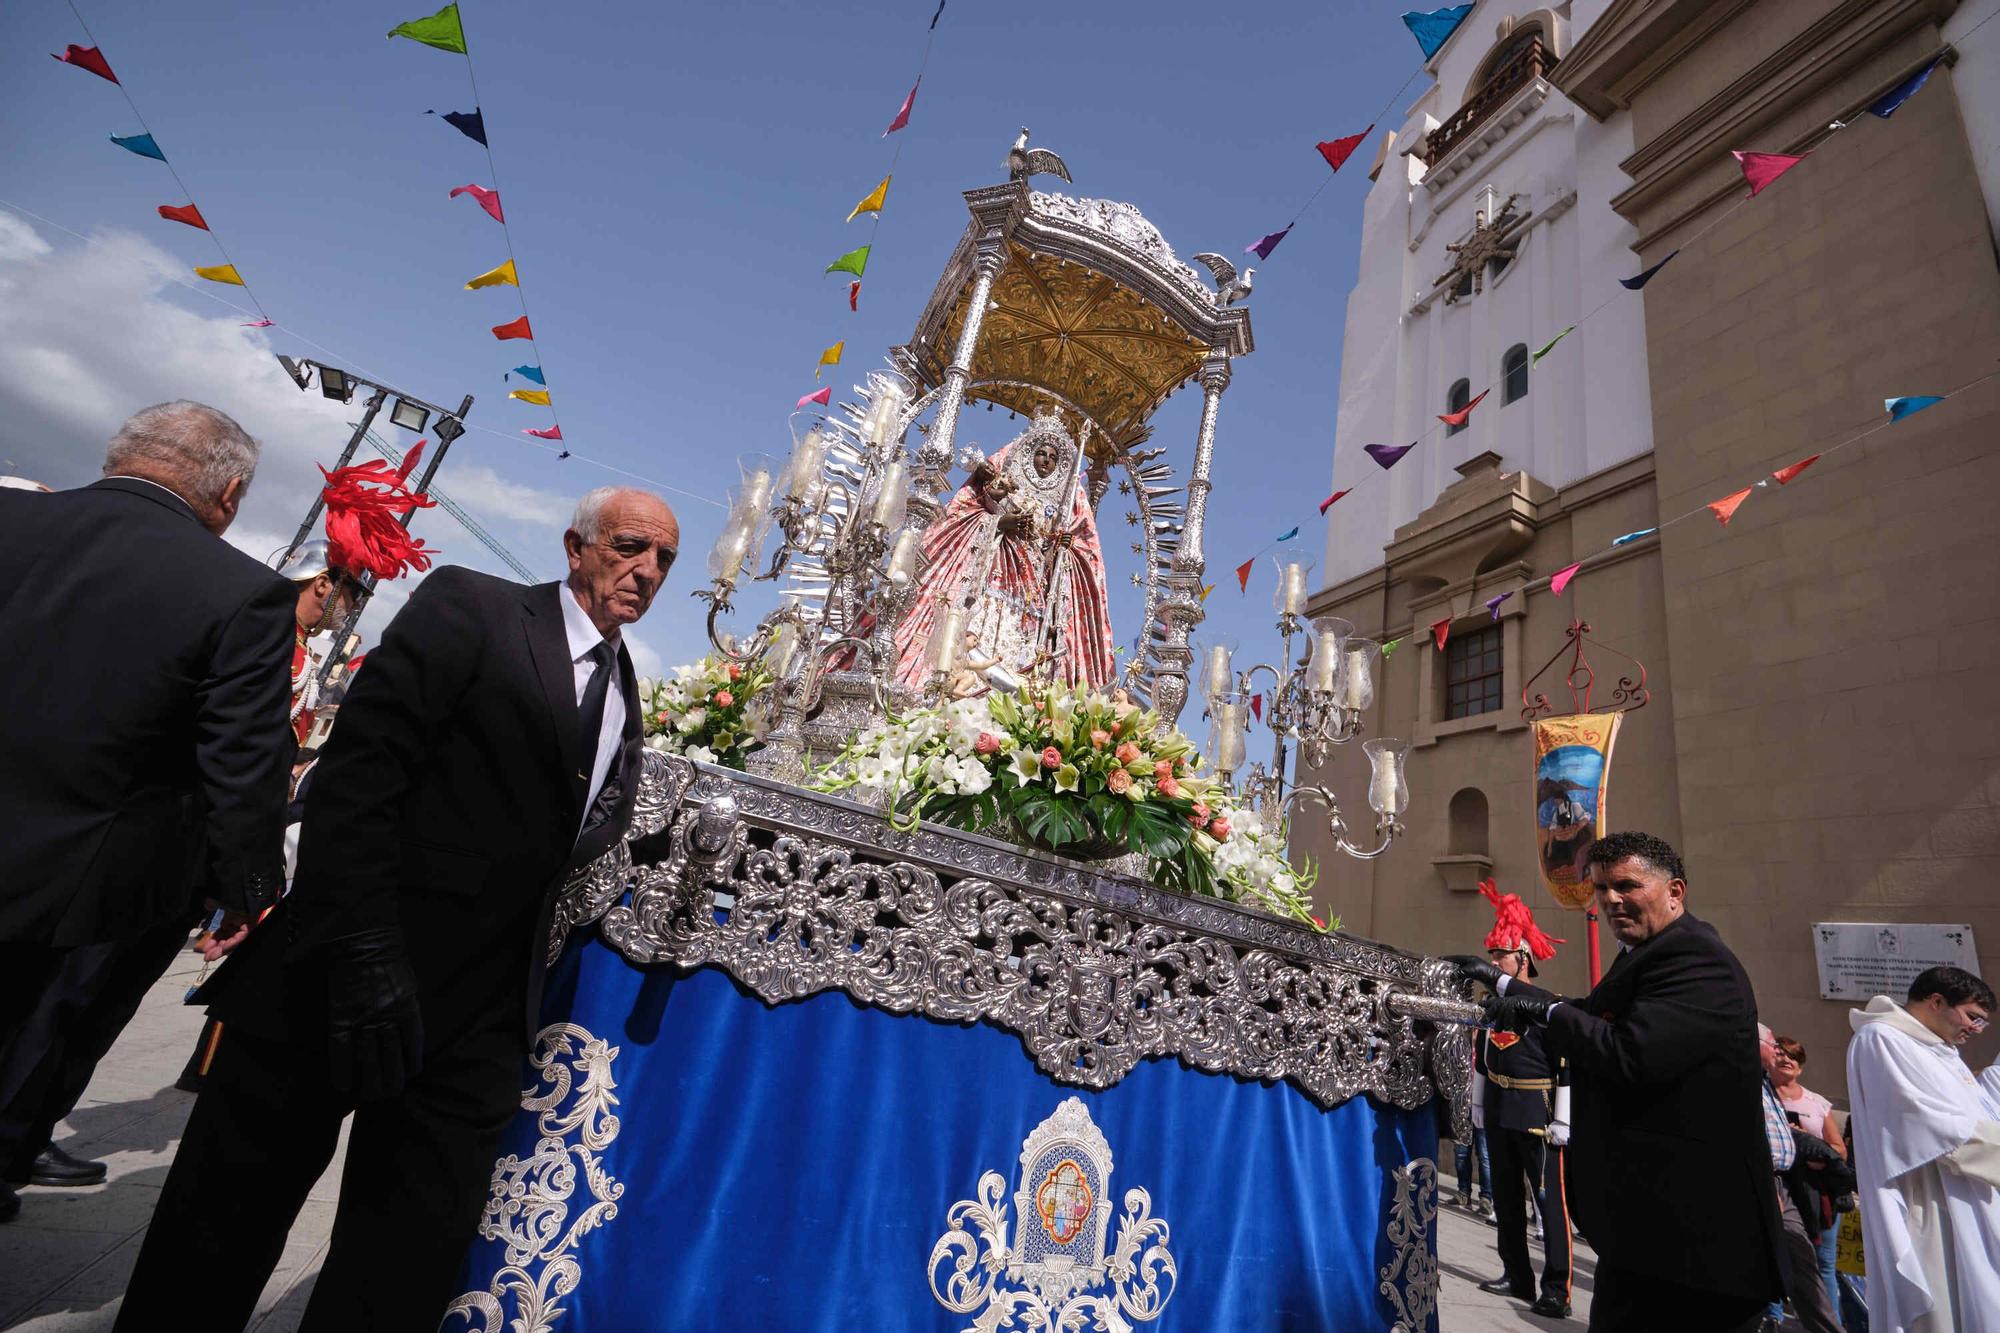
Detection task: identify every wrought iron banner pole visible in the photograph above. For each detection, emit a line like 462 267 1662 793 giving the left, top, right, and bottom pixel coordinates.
284 387 387 566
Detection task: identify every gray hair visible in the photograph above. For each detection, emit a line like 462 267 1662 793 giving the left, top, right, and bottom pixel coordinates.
570 485 640 543
102 400 260 508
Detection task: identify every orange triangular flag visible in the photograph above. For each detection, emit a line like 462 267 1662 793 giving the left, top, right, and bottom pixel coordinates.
1235 558 1255 592
1771 454 1820 485
1708 486 1755 525
1431 617 1451 651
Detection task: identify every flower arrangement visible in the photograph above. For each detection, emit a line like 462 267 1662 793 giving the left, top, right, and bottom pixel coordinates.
638 656 776 770
811 684 1331 929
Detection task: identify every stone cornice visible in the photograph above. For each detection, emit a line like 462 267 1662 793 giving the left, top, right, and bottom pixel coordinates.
1551 0 1759 120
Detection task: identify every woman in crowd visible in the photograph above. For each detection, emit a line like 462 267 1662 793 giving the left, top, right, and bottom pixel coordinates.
1771 1034 1848 1320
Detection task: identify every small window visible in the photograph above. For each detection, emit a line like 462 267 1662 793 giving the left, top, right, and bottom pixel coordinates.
1445 379 1471 436
1502 343 1529 404
1444 623 1503 719
1449 788 1490 854
1453 271 1474 299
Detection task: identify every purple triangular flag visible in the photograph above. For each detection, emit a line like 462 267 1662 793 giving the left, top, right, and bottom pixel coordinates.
1484 591 1512 619
1364 443 1413 469
1245 225 1293 260
1620 249 1680 290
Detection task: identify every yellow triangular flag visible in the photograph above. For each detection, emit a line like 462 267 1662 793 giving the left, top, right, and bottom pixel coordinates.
509 388 552 405
846 174 891 223
465 258 519 290
1197 584 1215 604
194 264 245 286
815 341 844 379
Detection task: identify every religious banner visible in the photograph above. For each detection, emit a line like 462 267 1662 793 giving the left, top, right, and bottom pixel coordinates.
1531 712 1624 909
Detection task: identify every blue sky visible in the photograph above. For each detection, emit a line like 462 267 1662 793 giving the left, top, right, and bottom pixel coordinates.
0 0 1420 688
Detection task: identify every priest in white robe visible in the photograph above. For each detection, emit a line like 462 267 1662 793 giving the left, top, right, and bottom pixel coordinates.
1846 964 2000 1333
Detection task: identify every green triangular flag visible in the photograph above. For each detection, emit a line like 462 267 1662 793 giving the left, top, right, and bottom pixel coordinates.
1531 325 1575 366
387 3 467 53
1381 637 1403 658
825 245 870 279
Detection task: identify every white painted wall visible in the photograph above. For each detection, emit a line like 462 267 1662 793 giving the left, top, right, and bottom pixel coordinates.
1943 4 2000 245
1322 0 1654 586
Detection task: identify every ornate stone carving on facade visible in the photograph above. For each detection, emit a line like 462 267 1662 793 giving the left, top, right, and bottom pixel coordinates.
1434 192 1522 304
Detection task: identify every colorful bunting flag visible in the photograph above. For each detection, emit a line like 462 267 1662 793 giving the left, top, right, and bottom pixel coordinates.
826 245 870 278
1531 326 1574 365
1235 558 1256 593
509 388 552 406
1245 225 1292 260
1316 127 1372 172
492 315 533 340
1886 395 1943 421
1276 526 1300 542
387 4 467 54
1771 454 1820 485
240 319 274 328
1611 527 1656 546
1438 389 1490 427
1381 637 1403 659
1484 591 1512 619
156 203 209 230
797 387 833 410
1403 4 1475 59
524 425 563 441
931 0 947 27
52 45 118 83
884 78 920 136
1318 489 1350 514
1250 694 1264 722
1198 584 1215 604
815 341 845 379
1365 443 1413 469
464 258 518 290
1733 150 1807 198
427 108 487 146
1707 486 1754 525
510 365 546 385
110 132 165 162
1430 617 1451 651
1869 58 1941 118
849 281 861 312
847 175 891 223
1549 562 1582 596
1620 249 1679 290
194 264 245 286
449 183 504 223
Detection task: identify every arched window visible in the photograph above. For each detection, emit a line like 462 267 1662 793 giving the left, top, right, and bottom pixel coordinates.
1472 24 1547 92
1445 379 1471 436
1449 788 1490 855
1502 343 1530 404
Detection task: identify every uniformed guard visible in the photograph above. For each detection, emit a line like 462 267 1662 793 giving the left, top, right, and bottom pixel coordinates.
1469 878 1574 1319
273 539 359 747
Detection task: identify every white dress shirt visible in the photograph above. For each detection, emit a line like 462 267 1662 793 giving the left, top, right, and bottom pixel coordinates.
561 585 626 824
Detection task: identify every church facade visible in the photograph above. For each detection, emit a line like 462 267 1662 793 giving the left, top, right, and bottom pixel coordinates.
1294 0 2000 1095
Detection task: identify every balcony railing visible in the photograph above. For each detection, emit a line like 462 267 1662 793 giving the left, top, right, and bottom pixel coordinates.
1423 38 1555 168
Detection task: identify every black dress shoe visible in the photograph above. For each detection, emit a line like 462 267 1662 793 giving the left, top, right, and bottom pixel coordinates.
1531 1294 1572 1318
0 1181 20 1222
1477 1276 1533 1300
27 1143 107 1187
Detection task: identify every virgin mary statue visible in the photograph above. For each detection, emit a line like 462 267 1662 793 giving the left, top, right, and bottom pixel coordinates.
893 411 1115 692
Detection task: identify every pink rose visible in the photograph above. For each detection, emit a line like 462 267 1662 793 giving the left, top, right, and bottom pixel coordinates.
714 690 734 708
1090 729 1112 748
1107 768 1133 794
1115 742 1142 765
655 711 670 725
974 732 1002 755
1208 818 1231 841
1192 801 1211 821
1158 775 1183 800
1311 914 1326 929
727 663 743 681
1040 746 1063 770
1153 759 1173 782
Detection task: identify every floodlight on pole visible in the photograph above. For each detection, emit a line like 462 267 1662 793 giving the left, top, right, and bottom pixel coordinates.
277 354 311 391
318 367 356 403
388 398 429 433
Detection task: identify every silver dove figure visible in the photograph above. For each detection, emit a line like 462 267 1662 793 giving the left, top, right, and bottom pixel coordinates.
1006 126 1072 184
1192 252 1255 306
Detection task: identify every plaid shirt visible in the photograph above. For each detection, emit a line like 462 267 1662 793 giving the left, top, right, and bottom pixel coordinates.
1762 1077 1797 1172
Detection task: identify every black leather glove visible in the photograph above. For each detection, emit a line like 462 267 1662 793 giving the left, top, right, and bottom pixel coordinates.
1443 954 1504 989
1483 993 1552 1033
324 927 424 1102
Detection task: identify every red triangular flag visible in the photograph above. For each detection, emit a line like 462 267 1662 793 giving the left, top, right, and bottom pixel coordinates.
491 315 533 340
1771 454 1820 485
1549 561 1583 596
1318 488 1350 515
1732 150 1807 198
1235 557 1255 593
156 203 209 230
1438 389 1490 427
1431 617 1451 651
1708 486 1755 525
797 387 833 410
52 45 117 83
884 77 920 136
848 280 860 313
524 425 563 441
449 183 504 223
1250 693 1264 722
1316 126 1372 172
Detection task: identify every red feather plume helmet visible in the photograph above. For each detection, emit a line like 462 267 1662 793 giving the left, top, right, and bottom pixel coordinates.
319 442 439 581
1479 877 1565 964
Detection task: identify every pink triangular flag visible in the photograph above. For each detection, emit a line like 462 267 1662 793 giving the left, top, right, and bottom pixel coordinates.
1732 150 1807 198
449 183 504 223
883 77 920 136
1549 562 1583 596
240 319 274 328
797 387 832 410
524 425 563 441
1708 486 1755 525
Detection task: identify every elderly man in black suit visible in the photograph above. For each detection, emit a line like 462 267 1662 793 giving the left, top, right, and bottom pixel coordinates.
1453 831 1786 1333
0 401 295 1224
119 484 677 1332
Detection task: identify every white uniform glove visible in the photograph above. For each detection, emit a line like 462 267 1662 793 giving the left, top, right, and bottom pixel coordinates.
1547 1085 1571 1147
1470 1072 1487 1130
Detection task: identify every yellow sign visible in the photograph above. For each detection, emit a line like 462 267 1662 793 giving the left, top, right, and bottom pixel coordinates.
1836 1207 1865 1276
1531 712 1624 910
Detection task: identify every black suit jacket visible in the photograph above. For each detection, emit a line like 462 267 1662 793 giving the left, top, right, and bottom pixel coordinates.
1475 1025 1556 1134
1507 913 1784 1302
0 479 294 944
206 568 642 1060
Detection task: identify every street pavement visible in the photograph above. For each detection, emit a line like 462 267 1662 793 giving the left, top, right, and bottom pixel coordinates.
1 946 1594 1330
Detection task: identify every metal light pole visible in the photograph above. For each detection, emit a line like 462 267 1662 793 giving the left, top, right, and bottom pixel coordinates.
281 387 387 567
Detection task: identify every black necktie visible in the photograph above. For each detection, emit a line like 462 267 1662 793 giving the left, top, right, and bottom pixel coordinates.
576 640 616 780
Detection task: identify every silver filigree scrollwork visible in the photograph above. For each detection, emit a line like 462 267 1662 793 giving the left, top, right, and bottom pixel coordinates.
1418 956 1476 1143
1378 1157 1440 1333
928 1097 1176 1331
1027 192 1210 300
545 752 697 964
443 1023 625 1333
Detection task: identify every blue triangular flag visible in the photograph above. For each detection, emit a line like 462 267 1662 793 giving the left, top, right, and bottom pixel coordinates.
1886 395 1944 422
1869 59 1941 119
1402 5 1474 60
1620 249 1680 290
1611 527 1657 547
110 132 166 162
1276 526 1300 542
510 365 546 385
427 108 488 146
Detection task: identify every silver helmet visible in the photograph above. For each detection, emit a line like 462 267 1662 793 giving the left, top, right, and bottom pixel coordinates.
271 539 332 583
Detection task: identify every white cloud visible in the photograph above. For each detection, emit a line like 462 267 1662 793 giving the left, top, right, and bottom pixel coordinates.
0 213 52 263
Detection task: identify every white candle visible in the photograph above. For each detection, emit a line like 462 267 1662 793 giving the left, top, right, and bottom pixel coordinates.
887 529 920 586
1365 739 1407 815
739 467 775 527
1369 764 1401 814
1280 562 1307 615
1216 705 1246 773
706 516 750 581
1341 648 1373 708
929 604 964 672
1206 644 1232 699
1308 635 1340 692
871 460 909 529
785 429 828 501
767 623 798 678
